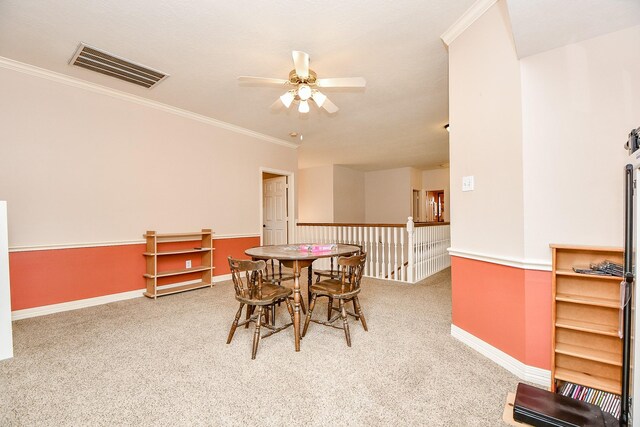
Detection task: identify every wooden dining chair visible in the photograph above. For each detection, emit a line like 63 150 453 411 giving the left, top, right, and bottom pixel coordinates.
302 253 368 347
227 257 295 359
262 259 306 320
313 245 362 321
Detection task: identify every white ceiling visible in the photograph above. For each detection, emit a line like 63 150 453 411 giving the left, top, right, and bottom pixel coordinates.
507 0 640 58
1 1 637 172
0 0 477 171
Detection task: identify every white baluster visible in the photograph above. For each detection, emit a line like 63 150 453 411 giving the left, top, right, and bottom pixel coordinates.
400 229 405 282
407 217 415 283
393 228 398 281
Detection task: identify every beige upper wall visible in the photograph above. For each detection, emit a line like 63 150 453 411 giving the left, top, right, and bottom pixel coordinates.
0 66 297 247
449 0 525 258
333 166 365 223
423 168 450 222
297 165 334 223
364 167 412 223
521 25 640 262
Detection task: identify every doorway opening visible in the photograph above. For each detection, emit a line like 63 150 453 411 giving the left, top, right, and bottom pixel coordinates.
260 169 293 245
426 190 445 222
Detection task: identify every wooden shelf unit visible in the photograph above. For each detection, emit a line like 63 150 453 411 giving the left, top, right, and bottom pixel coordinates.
143 229 214 299
550 244 623 396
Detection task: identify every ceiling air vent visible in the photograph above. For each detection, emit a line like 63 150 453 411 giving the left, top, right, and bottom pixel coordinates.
69 43 168 88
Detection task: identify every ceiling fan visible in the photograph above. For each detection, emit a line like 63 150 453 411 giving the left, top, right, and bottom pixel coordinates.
238 51 366 114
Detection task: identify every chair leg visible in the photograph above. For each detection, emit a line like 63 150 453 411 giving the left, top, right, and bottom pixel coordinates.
302 294 317 337
264 306 270 324
284 298 295 323
271 304 276 326
327 297 333 321
245 305 255 329
339 299 351 347
354 296 368 331
252 306 263 360
300 294 307 315
352 298 360 320
227 303 245 344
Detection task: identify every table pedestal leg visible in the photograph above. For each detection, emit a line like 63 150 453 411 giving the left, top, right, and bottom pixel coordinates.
293 260 301 351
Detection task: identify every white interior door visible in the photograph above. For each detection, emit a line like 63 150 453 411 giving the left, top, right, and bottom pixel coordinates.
263 176 288 245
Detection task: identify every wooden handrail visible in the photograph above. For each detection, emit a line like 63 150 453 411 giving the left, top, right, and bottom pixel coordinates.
296 222 450 228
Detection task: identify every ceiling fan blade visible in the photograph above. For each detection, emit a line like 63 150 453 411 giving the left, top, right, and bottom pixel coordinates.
316 77 366 88
238 76 288 85
269 98 284 110
292 51 309 79
321 97 339 114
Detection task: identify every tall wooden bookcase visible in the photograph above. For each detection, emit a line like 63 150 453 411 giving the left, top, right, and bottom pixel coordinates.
143 229 214 298
550 244 623 395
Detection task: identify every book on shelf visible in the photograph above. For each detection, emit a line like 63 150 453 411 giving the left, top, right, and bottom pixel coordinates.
556 381 621 418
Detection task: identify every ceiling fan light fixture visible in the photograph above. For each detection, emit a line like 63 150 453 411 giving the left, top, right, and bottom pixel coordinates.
280 91 295 108
298 100 310 113
312 90 327 107
297 84 312 101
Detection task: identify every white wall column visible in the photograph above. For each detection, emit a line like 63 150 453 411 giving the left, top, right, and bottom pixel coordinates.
0 201 14 360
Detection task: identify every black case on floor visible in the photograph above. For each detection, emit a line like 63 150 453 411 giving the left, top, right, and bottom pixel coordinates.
513 383 619 427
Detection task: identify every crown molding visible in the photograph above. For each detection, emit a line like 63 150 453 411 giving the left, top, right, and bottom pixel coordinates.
0 56 299 150
441 0 498 46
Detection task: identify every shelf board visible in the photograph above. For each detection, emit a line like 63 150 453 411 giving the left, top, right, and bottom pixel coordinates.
144 265 212 279
143 248 211 256
555 342 621 367
556 269 622 281
554 367 621 395
556 292 619 309
555 318 620 337
144 281 212 298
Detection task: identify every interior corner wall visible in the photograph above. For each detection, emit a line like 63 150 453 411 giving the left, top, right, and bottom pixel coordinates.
364 167 412 223
448 0 543 370
0 64 297 310
448 0 524 259
297 165 334 222
521 25 640 263
333 166 365 223
422 168 450 222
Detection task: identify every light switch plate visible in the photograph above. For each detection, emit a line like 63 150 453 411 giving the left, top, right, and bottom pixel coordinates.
462 176 475 192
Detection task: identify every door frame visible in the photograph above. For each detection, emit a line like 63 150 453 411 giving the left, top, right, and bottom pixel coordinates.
259 167 295 245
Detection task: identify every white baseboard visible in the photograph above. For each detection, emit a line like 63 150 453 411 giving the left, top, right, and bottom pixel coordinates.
450 324 550 386
11 273 233 321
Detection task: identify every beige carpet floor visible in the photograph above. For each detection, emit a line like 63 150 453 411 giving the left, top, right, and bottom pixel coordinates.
0 268 521 426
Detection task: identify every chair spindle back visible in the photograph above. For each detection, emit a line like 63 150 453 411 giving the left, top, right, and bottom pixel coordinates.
228 256 266 299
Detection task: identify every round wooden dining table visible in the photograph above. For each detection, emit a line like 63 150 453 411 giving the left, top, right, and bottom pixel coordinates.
245 243 360 351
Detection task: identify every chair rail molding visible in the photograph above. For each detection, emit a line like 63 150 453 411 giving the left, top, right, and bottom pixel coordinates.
448 248 552 271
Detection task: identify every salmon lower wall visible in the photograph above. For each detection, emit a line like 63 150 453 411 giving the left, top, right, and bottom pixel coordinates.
451 256 552 370
9 236 259 311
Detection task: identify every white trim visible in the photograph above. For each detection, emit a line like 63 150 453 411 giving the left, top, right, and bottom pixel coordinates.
9 234 261 252
448 248 552 271
0 202 13 360
450 324 550 387
0 56 298 150
11 289 145 321
214 233 260 240
259 167 296 246
440 0 498 46
11 273 233 321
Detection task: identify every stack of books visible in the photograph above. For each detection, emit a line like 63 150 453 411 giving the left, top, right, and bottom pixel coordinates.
557 382 621 418
572 260 624 277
